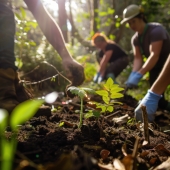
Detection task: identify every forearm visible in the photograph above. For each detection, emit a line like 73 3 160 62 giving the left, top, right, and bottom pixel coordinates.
139 53 159 75
99 61 107 77
151 55 170 95
132 57 143 72
24 0 71 60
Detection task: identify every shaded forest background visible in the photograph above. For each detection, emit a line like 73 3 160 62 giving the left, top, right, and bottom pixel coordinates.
10 0 170 100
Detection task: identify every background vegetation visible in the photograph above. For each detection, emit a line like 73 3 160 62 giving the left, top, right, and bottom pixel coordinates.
10 0 170 100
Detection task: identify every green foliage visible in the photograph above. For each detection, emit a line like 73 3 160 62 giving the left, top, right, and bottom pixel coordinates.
95 78 124 113
59 122 65 127
84 78 124 120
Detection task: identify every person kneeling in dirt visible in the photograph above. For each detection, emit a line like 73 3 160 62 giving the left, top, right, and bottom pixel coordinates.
0 0 85 113
121 4 170 112
135 55 170 122
92 33 129 84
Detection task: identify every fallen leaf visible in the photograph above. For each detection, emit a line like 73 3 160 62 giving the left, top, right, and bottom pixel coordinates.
154 144 170 156
100 149 110 160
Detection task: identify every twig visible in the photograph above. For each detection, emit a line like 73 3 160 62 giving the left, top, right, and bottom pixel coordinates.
132 136 140 170
20 74 59 85
141 105 150 145
132 136 140 158
105 110 121 119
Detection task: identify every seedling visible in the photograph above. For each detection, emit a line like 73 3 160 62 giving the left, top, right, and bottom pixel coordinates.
85 78 124 119
95 78 124 112
67 86 95 128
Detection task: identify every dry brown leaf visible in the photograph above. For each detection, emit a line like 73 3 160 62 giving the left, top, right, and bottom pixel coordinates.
100 149 110 160
149 157 158 165
154 144 170 156
121 155 134 170
140 151 149 158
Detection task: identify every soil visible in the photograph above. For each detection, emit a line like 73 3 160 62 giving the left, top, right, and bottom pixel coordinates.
9 94 170 170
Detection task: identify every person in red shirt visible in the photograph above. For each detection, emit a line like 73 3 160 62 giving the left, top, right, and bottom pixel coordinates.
0 0 85 112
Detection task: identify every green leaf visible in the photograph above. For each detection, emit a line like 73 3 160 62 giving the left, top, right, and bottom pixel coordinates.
111 87 124 93
110 93 123 99
20 7 26 19
96 90 108 97
15 13 21 20
106 106 114 112
10 99 44 130
102 96 109 104
110 101 122 105
84 110 100 119
59 122 64 127
96 105 107 113
81 87 96 94
27 21 38 29
67 86 86 98
105 78 114 90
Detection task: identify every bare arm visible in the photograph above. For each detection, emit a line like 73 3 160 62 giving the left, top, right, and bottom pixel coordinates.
24 0 85 86
151 55 170 95
24 0 71 60
138 41 163 75
99 50 113 77
132 46 143 72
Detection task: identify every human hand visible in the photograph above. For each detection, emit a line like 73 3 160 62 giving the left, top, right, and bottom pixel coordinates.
93 72 103 83
134 90 162 122
125 71 143 88
62 58 85 86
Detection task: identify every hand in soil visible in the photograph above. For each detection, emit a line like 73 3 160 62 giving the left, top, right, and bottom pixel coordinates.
62 58 85 86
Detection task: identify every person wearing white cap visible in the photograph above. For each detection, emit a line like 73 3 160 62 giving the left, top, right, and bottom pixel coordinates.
121 4 170 121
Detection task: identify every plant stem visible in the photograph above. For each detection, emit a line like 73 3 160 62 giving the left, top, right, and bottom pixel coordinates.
79 97 83 128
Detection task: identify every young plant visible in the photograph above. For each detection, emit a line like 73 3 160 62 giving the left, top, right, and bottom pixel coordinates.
67 86 95 128
0 92 58 170
95 78 124 113
85 78 124 119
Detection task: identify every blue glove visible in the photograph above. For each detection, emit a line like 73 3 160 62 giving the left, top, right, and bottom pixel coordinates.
134 90 162 122
93 72 103 83
126 71 143 88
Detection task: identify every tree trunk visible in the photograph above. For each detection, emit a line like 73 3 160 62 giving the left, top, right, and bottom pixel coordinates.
57 0 68 42
92 0 99 33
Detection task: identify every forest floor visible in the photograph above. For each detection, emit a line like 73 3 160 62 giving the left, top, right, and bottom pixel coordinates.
9 94 170 170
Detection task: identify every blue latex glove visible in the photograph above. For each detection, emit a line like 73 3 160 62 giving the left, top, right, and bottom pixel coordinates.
126 71 143 88
135 90 162 122
93 72 103 83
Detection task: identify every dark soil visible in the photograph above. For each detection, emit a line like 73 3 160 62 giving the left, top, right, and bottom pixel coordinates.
10 95 170 170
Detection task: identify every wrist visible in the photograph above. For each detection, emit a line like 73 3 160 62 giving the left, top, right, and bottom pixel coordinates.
138 69 145 75
148 90 162 99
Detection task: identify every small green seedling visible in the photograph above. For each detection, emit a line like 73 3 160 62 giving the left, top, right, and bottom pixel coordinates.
95 78 124 113
85 78 124 119
59 122 65 127
67 86 95 128
0 92 58 170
